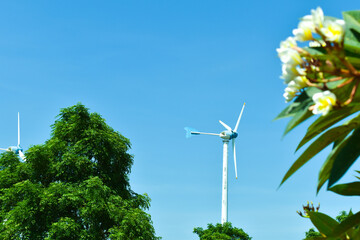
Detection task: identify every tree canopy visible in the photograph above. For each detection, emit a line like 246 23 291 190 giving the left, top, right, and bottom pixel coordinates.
0 103 160 239
193 222 251 240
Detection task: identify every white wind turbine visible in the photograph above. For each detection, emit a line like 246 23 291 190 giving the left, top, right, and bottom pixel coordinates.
0 113 26 161
185 103 245 224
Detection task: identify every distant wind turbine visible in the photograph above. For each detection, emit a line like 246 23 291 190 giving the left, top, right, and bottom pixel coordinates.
0 113 26 161
184 103 245 224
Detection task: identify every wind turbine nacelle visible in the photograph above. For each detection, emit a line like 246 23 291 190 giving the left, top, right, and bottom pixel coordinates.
9 146 22 154
220 131 238 140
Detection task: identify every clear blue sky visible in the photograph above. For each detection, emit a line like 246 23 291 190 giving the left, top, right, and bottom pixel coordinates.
0 1 359 239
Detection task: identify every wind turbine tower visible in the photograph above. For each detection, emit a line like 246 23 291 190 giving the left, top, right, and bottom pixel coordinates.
0 113 26 161
185 103 245 224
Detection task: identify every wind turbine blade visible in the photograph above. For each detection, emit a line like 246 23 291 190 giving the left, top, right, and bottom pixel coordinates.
234 102 246 132
219 120 232 131
232 139 238 179
184 127 220 137
18 150 26 160
184 127 198 138
0 148 9 151
194 132 220 136
18 112 20 146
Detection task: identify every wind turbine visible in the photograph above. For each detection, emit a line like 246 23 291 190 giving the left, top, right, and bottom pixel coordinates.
0 113 26 161
184 103 245 224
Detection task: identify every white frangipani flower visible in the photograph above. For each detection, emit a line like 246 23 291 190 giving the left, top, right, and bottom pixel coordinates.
292 76 308 89
283 85 298 102
281 64 306 84
311 7 324 28
293 19 315 41
277 37 297 55
278 48 303 66
293 7 324 41
320 19 345 43
283 76 308 102
312 90 337 116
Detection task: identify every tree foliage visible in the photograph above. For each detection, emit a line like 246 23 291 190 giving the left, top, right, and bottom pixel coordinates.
193 222 251 240
0 103 160 239
304 228 322 240
277 7 360 239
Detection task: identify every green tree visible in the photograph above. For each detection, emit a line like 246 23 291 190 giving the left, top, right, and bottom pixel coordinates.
336 211 350 224
0 103 160 240
304 228 322 240
193 222 251 240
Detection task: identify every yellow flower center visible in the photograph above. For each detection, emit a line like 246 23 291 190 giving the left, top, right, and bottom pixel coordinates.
304 28 313 40
329 26 341 36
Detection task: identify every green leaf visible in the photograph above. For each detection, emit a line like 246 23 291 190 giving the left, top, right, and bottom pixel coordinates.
347 56 360 69
279 120 359 186
274 90 312 121
329 182 360 196
349 227 360 240
304 47 326 56
343 11 360 55
307 212 339 236
296 104 360 151
333 130 349 149
283 108 313 136
332 211 360 237
332 113 360 149
317 140 346 193
328 128 360 188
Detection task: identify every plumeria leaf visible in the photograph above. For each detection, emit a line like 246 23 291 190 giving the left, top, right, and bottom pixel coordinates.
346 51 360 68
317 139 347 193
307 212 339 237
280 120 360 186
282 88 322 136
333 128 351 149
349 209 354 216
343 11 360 55
350 228 360 240
306 87 324 98
329 182 360 196
296 104 360 151
305 237 326 240
331 211 360 237
274 91 312 121
332 114 360 149
283 109 312 136
304 47 326 56
328 127 360 188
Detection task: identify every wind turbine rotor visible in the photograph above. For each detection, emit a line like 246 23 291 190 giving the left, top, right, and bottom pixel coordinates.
232 139 238 179
234 102 246 132
219 120 232 131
